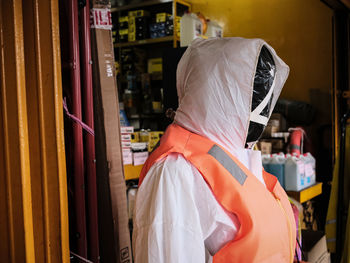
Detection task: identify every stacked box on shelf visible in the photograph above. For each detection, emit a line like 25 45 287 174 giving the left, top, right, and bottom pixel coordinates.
121 126 134 165
120 48 146 75
260 113 288 153
128 10 150 42
138 130 164 152
135 17 149 40
118 16 129 43
148 131 163 152
131 142 149 166
149 14 180 39
149 22 166 39
156 12 171 22
121 126 151 166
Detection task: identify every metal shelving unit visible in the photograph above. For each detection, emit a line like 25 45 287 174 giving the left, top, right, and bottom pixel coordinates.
111 0 174 12
114 35 173 48
112 0 190 48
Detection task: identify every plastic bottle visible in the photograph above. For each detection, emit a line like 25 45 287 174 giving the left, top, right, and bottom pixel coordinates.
205 20 223 38
262 154 271 172
285 155 306 191
269 154 286 188
180 12 203 47
303 153 316 186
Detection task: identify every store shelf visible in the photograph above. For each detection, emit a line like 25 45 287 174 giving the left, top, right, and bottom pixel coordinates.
114 36 174 48
129 113 164 119
111 0 173 12
124 164 143 180
287 182 323 203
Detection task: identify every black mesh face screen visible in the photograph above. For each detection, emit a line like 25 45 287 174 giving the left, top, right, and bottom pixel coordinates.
245 45 276 148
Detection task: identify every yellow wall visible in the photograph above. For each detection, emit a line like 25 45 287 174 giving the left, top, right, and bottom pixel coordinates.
188 0 333 105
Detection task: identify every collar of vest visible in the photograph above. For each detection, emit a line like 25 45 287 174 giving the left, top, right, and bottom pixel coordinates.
140 124 284 196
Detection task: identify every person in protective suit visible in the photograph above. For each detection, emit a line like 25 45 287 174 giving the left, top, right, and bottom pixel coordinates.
133 37 297 263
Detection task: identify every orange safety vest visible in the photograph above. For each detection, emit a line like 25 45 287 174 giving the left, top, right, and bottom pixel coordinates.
139 124 296 263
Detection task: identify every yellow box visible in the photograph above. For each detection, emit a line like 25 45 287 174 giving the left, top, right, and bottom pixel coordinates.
119 28 128 35
124 164 143 180
128 16 135 25
131 132 140 143
128 10 149 17
119 16 129 23
128 32 135 42
148 131 164 152
147 58 163 74
128 16 136 37
156 12 171 22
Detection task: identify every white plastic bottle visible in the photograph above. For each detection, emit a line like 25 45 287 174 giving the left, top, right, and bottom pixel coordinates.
205 20 223 38
285 155 306 191
303 153 316 186
180 12 203 47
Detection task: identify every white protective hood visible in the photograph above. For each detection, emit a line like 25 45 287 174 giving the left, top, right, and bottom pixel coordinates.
174 37 289 165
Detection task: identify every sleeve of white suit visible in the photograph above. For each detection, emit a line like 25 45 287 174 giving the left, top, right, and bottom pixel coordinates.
132 153 240 263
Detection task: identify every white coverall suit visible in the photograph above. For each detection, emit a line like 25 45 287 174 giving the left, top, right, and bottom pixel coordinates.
133 37 290 262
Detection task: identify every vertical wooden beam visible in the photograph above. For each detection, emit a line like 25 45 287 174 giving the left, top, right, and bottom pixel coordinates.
0 0 35 262
21 0 70 262
0 0 70 262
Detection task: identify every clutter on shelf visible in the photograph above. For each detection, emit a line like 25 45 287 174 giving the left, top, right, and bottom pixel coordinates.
180 11 223 47
120 125 163 170
262 152 316 191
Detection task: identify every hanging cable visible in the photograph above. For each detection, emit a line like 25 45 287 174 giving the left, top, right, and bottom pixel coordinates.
63 97 95 136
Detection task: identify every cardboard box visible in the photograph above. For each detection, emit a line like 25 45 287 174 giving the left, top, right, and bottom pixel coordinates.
128 32 136 42
121 141 131 148
128 9 150 17
133 151 149 166
121 134 131 141
91 2 131 262
148 131 163 152
156 12 171 22
119 16 128 23
131 132 140 143
119 28 128 35
260 138 285 153
121 126 134 134
271 138 284 153
122 149 132 165
258 141 272 155
302 230 330 263
148 58 162 73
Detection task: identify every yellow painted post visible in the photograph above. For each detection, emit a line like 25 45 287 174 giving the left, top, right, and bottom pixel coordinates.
0 0 70 262
0 0 35 262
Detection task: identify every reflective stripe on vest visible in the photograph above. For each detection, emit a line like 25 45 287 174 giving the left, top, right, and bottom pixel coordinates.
139 124 296 263
208 145 247 185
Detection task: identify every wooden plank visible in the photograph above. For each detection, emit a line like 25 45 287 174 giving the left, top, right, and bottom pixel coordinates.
0 0 70 261
22 0 70 261
0 0 35 262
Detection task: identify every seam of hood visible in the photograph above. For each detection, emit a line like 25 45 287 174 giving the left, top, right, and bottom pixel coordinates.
266 44 290 120
244 40 265 147
270 58 290 119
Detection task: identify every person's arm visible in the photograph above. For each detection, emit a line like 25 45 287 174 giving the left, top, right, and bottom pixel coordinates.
133 154 207 263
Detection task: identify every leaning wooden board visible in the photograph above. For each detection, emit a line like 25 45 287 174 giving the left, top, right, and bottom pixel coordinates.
91 1 132 262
